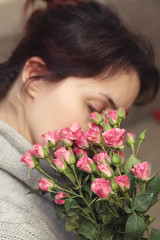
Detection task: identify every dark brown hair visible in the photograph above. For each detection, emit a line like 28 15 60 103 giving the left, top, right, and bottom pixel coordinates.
0 0 159 105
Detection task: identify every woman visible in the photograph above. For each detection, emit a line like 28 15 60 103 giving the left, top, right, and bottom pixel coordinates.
0 0 159 239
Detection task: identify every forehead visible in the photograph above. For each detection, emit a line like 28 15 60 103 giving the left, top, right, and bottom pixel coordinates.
84 69 140 110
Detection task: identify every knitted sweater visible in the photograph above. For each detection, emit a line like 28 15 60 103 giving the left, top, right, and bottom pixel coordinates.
0 120 75 240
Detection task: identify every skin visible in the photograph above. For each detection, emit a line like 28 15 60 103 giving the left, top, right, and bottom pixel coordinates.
0 57 140 144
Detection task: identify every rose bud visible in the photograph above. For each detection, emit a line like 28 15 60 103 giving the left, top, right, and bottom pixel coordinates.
20 150 39 169
89 112 103 125
55 146 67 159
54 192 68 205
87 122 103 132
126 132 136 146
104 112 111 130
113 150 124 165
59 127 74 148
139 129 147 143
31 143 49 159
38 178 54 192
97 163 112 179
102 128 125 148
114 175 130 192
91 178 112 199
42 130 58 148
111 181 119 192
93 151 111 165
77 156 96 173
73 128 89 149
73 147 88 159
63 149 76 165
117 107 126 120
53 157 67 173
108 109 118 125
131 161 150 181
85 127 102 145
111 153 122 166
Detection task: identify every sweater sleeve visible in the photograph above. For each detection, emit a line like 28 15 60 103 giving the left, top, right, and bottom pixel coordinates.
0 169 75 240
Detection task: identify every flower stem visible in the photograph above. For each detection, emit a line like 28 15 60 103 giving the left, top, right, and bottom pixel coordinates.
147 227 150 240
136 142 141 156
70 164 79 186
143 182 146 193
37 166 53 180
79 189 99 230
100 144 106 152
116 166 121 176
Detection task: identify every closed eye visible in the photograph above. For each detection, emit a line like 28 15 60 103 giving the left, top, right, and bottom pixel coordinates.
87 103 99 113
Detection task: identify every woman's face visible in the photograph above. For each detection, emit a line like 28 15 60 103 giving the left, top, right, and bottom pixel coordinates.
26 69 140 144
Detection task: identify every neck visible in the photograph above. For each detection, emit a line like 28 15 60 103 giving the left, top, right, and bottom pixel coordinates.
0 94 33 144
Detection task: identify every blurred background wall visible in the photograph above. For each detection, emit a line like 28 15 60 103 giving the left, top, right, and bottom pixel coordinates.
0 0 159 230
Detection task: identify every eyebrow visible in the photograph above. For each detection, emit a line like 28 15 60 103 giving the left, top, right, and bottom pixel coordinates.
98 92 118 110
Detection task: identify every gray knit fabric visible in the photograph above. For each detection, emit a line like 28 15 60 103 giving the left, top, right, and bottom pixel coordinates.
0 120 76 240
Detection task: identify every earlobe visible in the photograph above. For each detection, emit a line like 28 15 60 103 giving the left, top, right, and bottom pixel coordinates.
21 56 46 98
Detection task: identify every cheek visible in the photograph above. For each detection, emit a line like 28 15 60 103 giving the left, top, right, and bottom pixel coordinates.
27 92 89 142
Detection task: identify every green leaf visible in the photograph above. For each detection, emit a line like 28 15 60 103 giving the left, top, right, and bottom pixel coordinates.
133 193 154 212
125 214 146 238
124 154 140 175
77 235 88 240
150 228 160 240
83 174 90 184
52 202 66 220
27 189 43 194
65 214 79 232
124 202 133 214
68 209 79 217
78 220 97 240
146 174 160 203
65 198 79 213
100 213 114 225
95 200 101 212
102 226 113 240
128 171 135 197
83 182 92 195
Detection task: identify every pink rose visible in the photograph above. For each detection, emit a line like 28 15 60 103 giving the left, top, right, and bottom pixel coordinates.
108 109 118 125
76 156 96 173
54 192 68 205
38 178 54 192
93 151 111 165
31 143 49 159
73 147 88 159
73 128 89 149
87 122 103 132
53 157 67 173
42 130 58 148
97 163 112 179
20 150 36 169
89 112 103 125
131 161 150 181
117 107 126 120
114 175 130 191
126 132 135 145
70 123 81 132
59 127 74 147
102 128 125 148
85 127 102 145
63 149 76 165
55 146 67 159
91 178 112 199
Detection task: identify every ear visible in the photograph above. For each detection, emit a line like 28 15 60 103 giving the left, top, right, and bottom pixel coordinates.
22 56 46 98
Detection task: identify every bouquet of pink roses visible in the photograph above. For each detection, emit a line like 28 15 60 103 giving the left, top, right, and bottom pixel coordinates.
21 108 160 240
